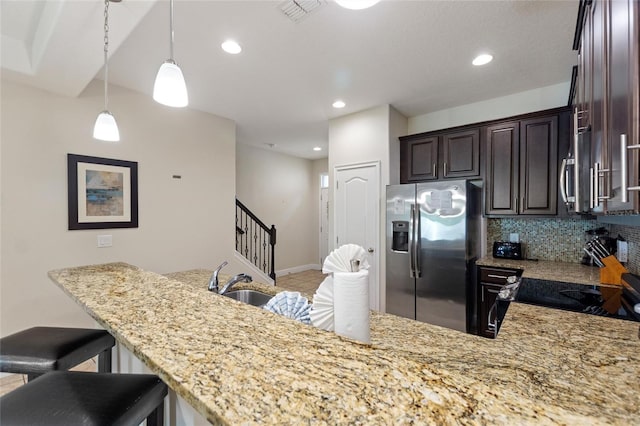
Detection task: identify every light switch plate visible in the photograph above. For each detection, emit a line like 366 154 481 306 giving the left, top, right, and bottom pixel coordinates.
97 235 112 248
617 240 628 263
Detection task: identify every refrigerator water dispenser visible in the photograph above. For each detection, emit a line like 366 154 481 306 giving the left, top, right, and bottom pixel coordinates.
392 221 409 252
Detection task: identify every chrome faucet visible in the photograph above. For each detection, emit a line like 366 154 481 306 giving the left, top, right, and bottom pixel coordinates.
219 273 252 295
208 261 228 293
207 261 252 295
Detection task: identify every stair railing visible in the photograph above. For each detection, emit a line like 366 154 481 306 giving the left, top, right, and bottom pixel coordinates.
235 199 276 282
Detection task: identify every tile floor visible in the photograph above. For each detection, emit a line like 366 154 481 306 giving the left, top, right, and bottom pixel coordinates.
0 270 326 397
0 358 96 397
275 269 326 296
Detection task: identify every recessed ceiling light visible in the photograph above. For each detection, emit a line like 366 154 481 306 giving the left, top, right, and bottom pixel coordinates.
335 0 382 10
332 100 346 109
221 40 242 54
472 54 493 66
313 147 322 151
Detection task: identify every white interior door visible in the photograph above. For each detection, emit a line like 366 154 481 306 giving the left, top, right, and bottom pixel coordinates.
320 187 329 265
334 162 380 311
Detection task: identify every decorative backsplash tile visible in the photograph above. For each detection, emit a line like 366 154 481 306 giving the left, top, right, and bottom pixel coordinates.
487 217 598 263
487 217 640 275
608 224 640 275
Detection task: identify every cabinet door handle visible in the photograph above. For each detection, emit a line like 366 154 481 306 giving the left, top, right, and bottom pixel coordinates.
593 163 600 207
573 127 581 212
560 158 569 204
432 163 437 177
443 162 448 176
590 166 595 209
514 197 518 212
622 134 628 202
621 134 640 202
597 165 611 201
487 274 509 280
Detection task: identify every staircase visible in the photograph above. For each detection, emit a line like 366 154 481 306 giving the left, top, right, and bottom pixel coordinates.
235 199 277 283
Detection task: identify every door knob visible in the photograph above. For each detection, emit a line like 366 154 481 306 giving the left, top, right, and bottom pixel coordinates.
368 248 374 253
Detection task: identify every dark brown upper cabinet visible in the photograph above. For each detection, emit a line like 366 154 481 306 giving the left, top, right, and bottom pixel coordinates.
519 116 559 215
399 108 568 217
572 0 640 214
400 136 438 182
485 122 520 215
400 128 480 183
441 129 480 178
485 114 559 216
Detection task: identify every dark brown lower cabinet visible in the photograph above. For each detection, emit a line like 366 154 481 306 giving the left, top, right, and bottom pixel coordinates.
478 282 503 338
477 267 522 338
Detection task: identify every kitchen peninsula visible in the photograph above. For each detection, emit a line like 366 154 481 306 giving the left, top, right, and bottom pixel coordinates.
49 263 639 425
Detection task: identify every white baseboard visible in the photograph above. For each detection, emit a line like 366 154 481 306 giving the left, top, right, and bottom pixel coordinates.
276 264 321 277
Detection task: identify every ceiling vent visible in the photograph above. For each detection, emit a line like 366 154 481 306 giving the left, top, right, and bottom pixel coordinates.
279 0 324 23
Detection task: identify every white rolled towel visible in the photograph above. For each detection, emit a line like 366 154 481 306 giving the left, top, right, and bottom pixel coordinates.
333 270 370 344
322 244 370 274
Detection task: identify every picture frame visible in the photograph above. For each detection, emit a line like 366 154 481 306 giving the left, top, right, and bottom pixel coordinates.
67 154 138 230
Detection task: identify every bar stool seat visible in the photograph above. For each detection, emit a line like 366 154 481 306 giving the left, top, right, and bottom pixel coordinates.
0 327 115 381
0 371 168 426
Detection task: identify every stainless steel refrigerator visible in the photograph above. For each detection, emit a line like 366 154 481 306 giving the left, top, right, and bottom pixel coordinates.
386 179 481 333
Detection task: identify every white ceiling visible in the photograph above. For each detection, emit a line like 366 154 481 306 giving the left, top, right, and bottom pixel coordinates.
1 0 578 160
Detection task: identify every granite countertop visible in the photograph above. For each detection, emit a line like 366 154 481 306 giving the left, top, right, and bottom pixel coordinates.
476 257 608 286
49 263 640 425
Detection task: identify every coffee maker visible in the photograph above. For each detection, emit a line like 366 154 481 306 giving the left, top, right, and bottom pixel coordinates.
581 227 617 266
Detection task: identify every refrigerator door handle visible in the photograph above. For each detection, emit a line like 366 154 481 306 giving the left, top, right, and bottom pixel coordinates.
409 203 416 278
414 204 422 277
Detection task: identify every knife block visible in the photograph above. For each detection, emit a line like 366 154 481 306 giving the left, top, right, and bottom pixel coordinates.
599 255 628 285
599 256 627 314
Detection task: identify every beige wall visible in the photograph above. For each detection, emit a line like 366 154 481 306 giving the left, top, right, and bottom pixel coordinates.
235 143 327 273
408 82 570 134
328 104 408 311
1 79 238 336
388 106 407 185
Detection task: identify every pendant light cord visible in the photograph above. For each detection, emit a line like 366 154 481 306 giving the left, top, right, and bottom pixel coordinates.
103 0 110 111
169 0 175 60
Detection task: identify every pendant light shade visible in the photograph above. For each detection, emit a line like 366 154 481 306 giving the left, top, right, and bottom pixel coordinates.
93 111 120 142
94 0 120 142
335 0 381 10
153 0 188 107
153 60 188 107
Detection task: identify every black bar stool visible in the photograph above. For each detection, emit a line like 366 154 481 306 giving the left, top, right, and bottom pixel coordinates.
0 327 115 381
0 370 168 426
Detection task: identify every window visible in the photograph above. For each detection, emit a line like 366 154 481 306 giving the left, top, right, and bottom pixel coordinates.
320 174 329 189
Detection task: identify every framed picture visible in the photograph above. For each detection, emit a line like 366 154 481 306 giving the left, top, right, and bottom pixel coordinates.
67 154 138 230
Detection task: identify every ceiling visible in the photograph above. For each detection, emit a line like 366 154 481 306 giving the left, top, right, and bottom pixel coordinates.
1 0 578 160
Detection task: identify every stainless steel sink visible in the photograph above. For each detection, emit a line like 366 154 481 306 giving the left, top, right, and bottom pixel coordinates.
222 289 273 307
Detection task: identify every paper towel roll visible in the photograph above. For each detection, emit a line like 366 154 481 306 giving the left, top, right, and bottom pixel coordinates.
333 270 370 344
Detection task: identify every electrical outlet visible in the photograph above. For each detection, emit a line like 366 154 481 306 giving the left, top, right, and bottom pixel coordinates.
617 240 628 263
509 233 519 243
97 235 112 248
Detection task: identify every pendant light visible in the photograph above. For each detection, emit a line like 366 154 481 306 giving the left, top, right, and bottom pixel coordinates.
335 0 381 10
93 0 120 142
153 0 188 107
